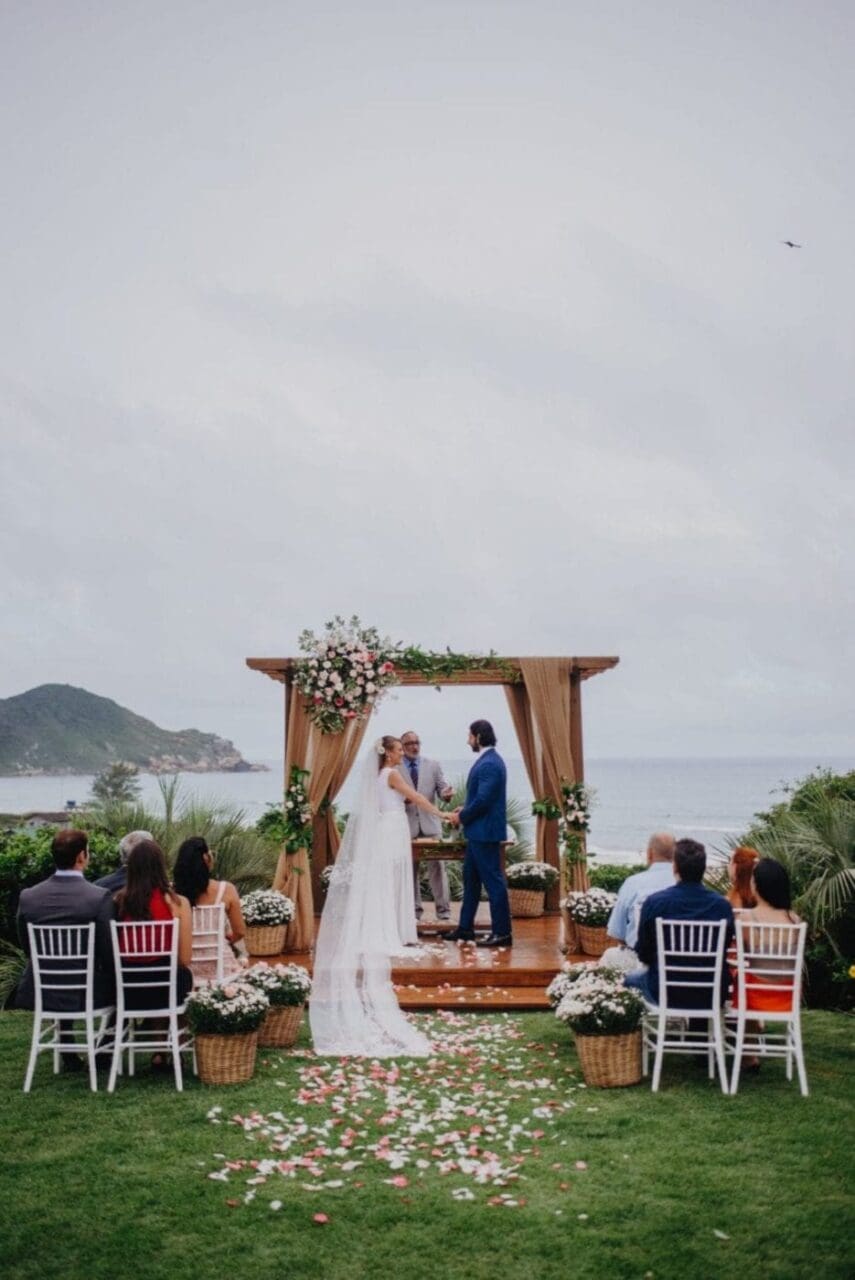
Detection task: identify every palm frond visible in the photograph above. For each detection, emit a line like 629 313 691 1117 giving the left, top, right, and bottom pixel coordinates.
0 939 25 1009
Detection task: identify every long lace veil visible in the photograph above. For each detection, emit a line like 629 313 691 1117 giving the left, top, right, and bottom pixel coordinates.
309 747 431 1057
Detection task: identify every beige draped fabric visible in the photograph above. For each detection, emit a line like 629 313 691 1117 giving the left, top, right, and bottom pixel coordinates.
505 658 589 894
273 692 371 951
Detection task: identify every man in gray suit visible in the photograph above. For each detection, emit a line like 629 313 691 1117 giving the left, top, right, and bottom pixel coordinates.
15 829 116 1019
95 829 154 893
399 730 454 921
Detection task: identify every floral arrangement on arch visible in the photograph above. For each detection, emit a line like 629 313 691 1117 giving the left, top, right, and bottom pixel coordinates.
546 961 592 1008
240 889 295 927
565 887 616 927
295 616 397 733
506 860 560 892
282 766 313 854
184 979 270 1035
560 780 593 869
244 962 312 1008
554 968 644 1037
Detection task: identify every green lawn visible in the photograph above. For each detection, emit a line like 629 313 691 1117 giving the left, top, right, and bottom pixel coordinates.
1 1008 852 1280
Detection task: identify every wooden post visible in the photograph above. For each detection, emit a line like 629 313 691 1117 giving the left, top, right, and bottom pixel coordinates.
569 668 584 782
569 668 589 893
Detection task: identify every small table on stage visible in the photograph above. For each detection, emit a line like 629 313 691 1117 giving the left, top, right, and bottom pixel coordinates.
411 838 514 936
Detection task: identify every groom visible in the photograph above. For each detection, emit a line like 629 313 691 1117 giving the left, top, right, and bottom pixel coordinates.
447 719 512 948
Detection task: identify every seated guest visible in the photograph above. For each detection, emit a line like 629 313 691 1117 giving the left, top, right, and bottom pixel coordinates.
726 846 759 911
95 829 154 894
114 840 193 1009
605 832 676 955
626 838 734 1006
14 830 116 1062
731 857 802 1013
172 836 246 982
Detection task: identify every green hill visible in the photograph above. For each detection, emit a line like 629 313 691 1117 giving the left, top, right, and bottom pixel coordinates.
0 684 260 775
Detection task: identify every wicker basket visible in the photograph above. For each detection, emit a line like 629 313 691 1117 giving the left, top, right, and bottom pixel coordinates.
508 887 546 918
245 924 287 956
575 1030 642 1088
577 924 609 957
258 1003 304 1049
195 1031 259 1085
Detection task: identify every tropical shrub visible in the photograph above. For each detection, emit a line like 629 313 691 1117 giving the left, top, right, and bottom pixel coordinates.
0 826 118 943
734 769 855 1010
0 779 282 944
588 862 645 893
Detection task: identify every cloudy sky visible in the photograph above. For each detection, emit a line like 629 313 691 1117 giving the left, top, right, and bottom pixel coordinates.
1 1 852 763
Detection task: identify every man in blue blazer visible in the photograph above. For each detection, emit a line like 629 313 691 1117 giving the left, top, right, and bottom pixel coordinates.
447 719 512 947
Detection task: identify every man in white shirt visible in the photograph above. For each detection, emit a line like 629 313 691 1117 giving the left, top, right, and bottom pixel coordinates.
605 832 676 955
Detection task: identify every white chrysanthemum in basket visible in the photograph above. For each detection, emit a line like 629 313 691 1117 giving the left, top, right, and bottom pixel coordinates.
554 969 644 1036
244 962 312 1007
545 961 593 1007
506 860 560 891
240 889 295 927
564 887 616 926
185 979 270 1035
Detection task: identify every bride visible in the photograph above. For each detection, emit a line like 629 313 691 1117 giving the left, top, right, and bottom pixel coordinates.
309 735 446 1057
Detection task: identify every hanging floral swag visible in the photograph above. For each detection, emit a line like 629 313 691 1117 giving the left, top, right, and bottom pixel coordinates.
532 780 594 869
282 766 313 854
295 615 516 734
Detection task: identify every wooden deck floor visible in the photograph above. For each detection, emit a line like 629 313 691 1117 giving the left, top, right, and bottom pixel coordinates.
251 911 590 1011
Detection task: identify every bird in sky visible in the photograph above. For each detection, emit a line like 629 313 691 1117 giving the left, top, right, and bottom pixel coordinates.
782 240 803 248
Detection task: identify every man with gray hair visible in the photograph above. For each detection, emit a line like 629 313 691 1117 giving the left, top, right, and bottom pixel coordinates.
95 830 154 894
599 833 677 970
399 730 454 922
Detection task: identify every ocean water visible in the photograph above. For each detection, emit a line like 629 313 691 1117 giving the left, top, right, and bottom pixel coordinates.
1 755 847 866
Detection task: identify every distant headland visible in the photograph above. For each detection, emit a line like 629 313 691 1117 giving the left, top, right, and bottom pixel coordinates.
0 684 265 776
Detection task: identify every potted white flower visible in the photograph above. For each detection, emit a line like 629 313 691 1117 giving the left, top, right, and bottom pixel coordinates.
545 960 593 1007
505 860 560 918
244 962 313 1048
185 979 270 1085
565 887 617 957
240 889 295 956
554 968 644 1087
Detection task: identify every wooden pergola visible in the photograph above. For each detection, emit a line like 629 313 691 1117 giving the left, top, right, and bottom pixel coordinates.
247 655 618 937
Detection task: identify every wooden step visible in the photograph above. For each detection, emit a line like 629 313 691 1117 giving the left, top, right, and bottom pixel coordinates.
395 984 552 1011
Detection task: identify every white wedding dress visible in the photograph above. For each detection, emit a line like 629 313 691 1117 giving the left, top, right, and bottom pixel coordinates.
376 767 420 951
309 752 431 1058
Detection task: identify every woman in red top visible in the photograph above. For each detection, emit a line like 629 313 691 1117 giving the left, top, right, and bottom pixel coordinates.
733 858 802 1014
115 839 193 1008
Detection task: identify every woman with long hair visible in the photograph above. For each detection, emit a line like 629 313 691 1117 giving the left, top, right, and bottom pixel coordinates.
115 839 193 1008
727 846 759 910
310 735 445 1057
734 857 803 1016
173 836 245 982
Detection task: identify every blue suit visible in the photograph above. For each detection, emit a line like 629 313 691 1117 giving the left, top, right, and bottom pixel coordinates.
627 882 734 1006
458 748 511 938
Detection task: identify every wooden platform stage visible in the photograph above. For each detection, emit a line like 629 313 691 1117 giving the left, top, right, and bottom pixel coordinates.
256 910 588 1012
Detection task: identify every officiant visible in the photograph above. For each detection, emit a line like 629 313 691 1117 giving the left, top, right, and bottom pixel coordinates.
398 730 454 922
